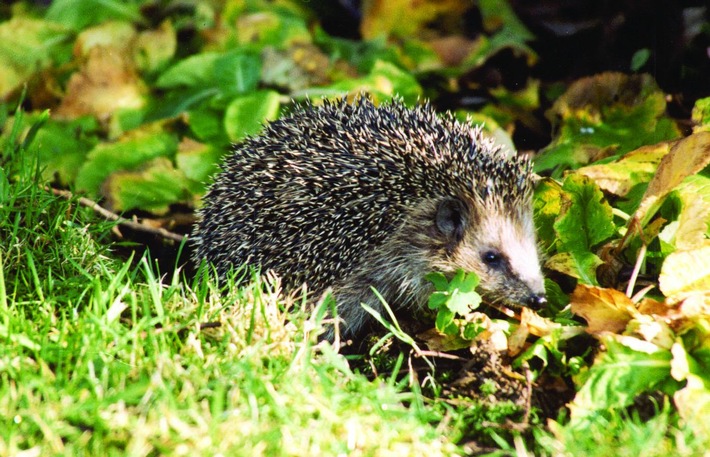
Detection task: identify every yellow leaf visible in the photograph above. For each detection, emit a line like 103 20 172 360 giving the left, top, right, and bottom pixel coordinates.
659 244 710 301
631 131 710 229
544 252 603 280
577 143 669 196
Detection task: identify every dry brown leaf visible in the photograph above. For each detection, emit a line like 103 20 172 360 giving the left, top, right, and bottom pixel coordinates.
418 327 469 352
570 284 635 334
429 35 477 67
55 47 146 123
548 73 659 120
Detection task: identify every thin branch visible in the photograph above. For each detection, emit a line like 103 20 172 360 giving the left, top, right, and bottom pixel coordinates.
625 243 647 297
48 187 186 243
415 350 466 361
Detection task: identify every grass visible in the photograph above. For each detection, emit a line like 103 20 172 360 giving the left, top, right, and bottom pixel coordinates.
0 155 459 455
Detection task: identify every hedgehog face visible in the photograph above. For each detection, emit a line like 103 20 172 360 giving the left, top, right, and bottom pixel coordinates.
430 196 546 310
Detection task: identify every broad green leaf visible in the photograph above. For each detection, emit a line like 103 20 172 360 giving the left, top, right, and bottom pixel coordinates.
46 0 142 30
156 52 222 89
671 175 710 249
569 335 672 422
156 50 261 95
447 289 482 315
103 157 189 214
447 270 481 314
224 91 281 142
187 107 226 144
144 87 219 121
552 174 616 284
175 139 225 194
213 51 262 96
448 269 466 291
545 251 604 284
75 126 179 196
314 27 402 74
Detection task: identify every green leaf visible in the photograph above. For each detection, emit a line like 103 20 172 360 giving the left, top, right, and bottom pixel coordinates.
295 60 422 105
447 289 481 315
466 0 537 69
425 270 482 316
435 307 456 335
156 52 222 89
447 270 481 314
175 141 225 194
630 48 651 72
75 127 179 196
187 107 227 144
0 18 73 97
570 336 673 424
234 10 311 49
534 73 680 174
156 50 261 98
29 117 99 186
691 97 710 132
427 291 449 310
424 272 449 291
314 27 402 74
533 177 566 253
552 174 616 284
104 157 189 214
561 174 616 247
448 269 466 291
213 51 262 96
224 91 281 142
46 0 142 30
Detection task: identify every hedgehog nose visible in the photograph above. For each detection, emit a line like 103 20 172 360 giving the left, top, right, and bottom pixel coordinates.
527 294 547 308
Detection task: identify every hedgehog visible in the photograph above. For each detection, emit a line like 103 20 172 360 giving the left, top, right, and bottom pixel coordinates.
192 96 546 338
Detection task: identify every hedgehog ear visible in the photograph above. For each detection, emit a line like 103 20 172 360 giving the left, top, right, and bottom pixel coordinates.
436 198 467 242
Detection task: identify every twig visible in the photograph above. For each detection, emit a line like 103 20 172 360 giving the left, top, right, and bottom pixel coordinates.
625 243 647 297
415 350 466 361
47 187 186 243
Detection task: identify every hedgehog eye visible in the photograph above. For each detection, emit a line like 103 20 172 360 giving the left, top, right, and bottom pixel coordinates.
436 197 466 241
482 250 503 268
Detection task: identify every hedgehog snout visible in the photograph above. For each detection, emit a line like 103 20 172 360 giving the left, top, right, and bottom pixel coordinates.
526 292 547 309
